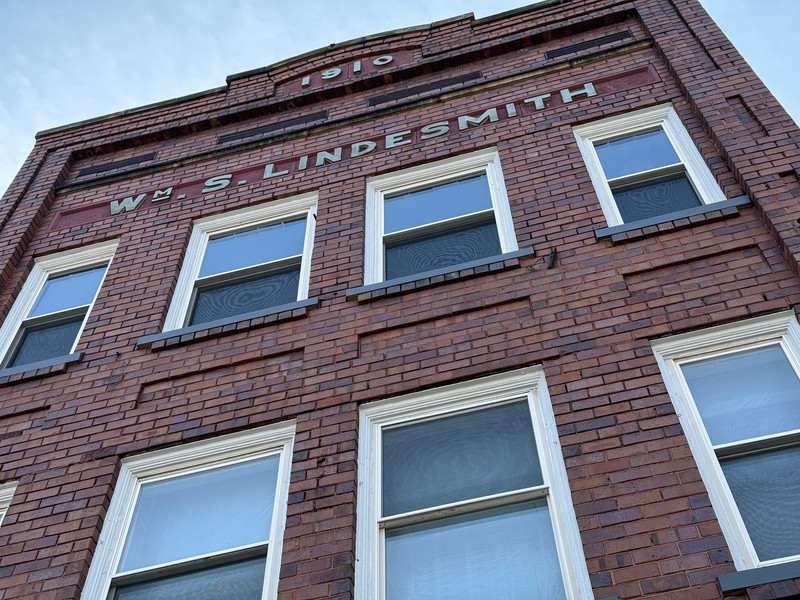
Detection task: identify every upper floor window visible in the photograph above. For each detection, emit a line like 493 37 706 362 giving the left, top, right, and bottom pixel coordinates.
356 368 592 599
653 312 800 569
163 194 317 330
0 240 117 370
364 149 518 284
81 423 295 600
573 104 726 226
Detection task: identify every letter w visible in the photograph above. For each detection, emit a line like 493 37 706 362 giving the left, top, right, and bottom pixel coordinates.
110 194 146 215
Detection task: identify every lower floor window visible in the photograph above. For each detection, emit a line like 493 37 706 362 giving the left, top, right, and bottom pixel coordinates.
653 312 800 568
81 424 295 600
356 368 592 599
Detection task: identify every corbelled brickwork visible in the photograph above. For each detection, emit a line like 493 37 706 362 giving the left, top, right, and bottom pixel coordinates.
0 1 798 599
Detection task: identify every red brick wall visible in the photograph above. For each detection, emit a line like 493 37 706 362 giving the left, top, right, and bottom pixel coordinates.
0 1 798 598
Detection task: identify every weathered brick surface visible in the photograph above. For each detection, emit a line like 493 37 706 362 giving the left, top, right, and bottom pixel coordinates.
0 1 798 598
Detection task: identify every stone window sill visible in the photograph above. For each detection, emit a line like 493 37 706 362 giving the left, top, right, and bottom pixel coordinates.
595 196 750 243
718 560 800 599
136 298 319 350
0 352 83 386
345 248 535 302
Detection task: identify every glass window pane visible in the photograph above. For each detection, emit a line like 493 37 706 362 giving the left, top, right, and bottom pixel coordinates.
682 345 800 445
199 219 307 278
384 220 501 280
385 501 565 600
118 456 279 572
189 267 301 326
595 129 681 179
114 556 265 600
384 175 493 234
8 315 84 367
29 266 106 317
382 401 542 517
721 445 800 561
612 173 701 223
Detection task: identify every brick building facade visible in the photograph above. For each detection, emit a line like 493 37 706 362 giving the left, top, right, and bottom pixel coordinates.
0 1 799 598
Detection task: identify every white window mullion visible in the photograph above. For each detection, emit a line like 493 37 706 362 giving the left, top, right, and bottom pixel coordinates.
526 385 591 599
378 485 550 530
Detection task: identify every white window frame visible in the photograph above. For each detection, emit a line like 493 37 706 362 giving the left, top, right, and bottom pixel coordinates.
652 311 800 570
81 422 295 600
0 481 17 527
355 366 592 599
163 193 317 330
0 240 118 368
364 148 518 284
573 104 726 226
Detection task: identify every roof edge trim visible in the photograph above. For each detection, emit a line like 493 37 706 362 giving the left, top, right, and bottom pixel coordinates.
35 86 229 139
472 0 568 26
225 14 474 84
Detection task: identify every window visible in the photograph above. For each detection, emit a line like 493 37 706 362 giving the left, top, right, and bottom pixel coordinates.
81 423 295 600
364 149 518 284
0 241 117 370
652 312 800 569
573 104 725 226
356 367 592 600
0 482 17 527
163 194 317 330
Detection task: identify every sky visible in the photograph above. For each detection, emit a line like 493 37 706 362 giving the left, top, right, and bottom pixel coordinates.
0 0 797 198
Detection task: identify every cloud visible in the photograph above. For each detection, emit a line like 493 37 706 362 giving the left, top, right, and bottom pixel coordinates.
0 0 796 197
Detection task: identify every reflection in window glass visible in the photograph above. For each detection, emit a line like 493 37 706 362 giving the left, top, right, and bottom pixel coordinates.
612 174 701 223
383 401 541 516
653 315 800 567
682 345 800 445
384 220 501 280
384 175 493 234
119 456 279 572
574 105 727 227
4 258 111 370
114 557 266 600
595 130 680 180
199 219 307 278
721 445 800 561
190 267 301 326
385 501 565 600
8 316 84 368
29 267 106 317
366 149 517 284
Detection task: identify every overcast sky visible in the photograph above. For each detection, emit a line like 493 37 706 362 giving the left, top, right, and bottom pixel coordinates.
1 0 797 198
